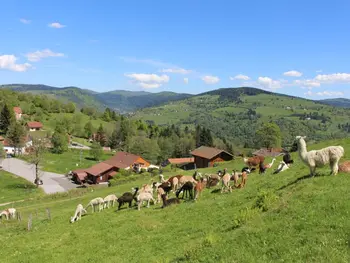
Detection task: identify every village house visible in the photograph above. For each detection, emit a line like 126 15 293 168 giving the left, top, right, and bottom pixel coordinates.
26 121 43 131
191 146 233 168
165 157 195 170
84 162 117 184
1 135 33 155
13 107 22 120
103 151 150 172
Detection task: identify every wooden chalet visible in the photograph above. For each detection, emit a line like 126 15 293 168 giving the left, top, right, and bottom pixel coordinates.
190 146 233 168
103 151 150 171
84 162 117 184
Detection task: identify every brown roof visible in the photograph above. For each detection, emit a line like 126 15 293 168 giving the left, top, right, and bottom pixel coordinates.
191 146 233 160
13 107 22 114
104 151 144 169
85 162 114 176
252 148 285 157
73 169 88 181
27 121 43 129
168 157 194 164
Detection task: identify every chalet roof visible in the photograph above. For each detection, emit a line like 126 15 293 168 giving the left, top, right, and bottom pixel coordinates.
104 151 145 169
27 121 43 129
73 169 88 181
13 107 22 114
252 148 285 157
85 162 114 176
168 157 194 164
191 146 233 160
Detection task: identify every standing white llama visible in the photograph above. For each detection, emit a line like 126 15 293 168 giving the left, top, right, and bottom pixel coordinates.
295 136 344 176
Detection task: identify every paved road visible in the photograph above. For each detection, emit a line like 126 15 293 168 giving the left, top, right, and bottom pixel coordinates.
69 141 91 150
1 158 77 194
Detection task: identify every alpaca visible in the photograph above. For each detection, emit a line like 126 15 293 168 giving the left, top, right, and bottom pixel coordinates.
70 204 87 223
194 177 207 200
137 192 155 210
259 158 276 174
159 174 166 183
140 184 153 194
231 171 241 187
273 161 290 174
178 175 197 188
221 172 232 193
339 160 350 173
176 181 194 200
1 208 17 220
295 136 344 176
167 175 183 192
156 181 172 203
160 193 180 208
117 187 139 210
0 210 9 220
237 167 251 188
243 156 265 169
85 197 104 213
103 194 118 209
283 152 294 165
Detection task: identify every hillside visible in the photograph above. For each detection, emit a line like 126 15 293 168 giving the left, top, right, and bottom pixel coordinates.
1 138 349 262
1 84 192 113
133 87 350 147
319 98 350 108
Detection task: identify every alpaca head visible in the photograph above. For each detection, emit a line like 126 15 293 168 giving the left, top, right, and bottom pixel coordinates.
243 157 248 163
295 136 306 141
70 216 76 223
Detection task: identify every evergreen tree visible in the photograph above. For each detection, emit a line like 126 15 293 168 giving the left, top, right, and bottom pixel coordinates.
6 122 26 156
0 104 14 134
51 131 68 154
195 125 201 147
84 121 94 139
90 141 103 161
96 124 107 146
109 129 119 149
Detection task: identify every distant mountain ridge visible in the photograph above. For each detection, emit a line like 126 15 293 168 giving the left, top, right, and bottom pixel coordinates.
0 84 192 112
318 98 350 108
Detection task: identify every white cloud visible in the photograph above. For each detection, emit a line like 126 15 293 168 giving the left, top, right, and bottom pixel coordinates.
294 79 321 88
48 22 66 28
202 75 220 84
161 68 191 74
138 83 161 89
283 70 303 77
257 77 281 90
20 18 31 24
304 90 313 96
25 49 64 62
315 73 350 84
124 73 169 83
230 74 250 81
315 91 344 96
0 55 32 72
184 78 189 84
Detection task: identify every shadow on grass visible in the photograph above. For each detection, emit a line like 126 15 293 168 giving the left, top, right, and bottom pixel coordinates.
84 157 97 161
210 189 221 194
5 183 37 190
278 173 329 191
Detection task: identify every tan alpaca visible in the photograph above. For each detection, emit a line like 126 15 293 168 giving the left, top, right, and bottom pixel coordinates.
103 194 118 209
178 176 197 188
221 173 232 193
85 197 104 213
70 204 87 223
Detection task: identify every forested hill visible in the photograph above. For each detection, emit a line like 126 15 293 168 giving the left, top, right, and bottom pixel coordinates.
319 98 350 108
0 84 192 113
133 87 350 148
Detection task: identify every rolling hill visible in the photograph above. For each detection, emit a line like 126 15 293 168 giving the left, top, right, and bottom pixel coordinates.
0 84 192 113
132 87 350 148
319 98 350 108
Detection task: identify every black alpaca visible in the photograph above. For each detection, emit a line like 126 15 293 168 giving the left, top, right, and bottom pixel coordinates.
117 187 139 210
161 194 180 208
176 181 194 200
283 152 294 165
157 182 172 195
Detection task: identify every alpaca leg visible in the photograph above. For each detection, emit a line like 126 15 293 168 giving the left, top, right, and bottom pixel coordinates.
309 166 316 177
332 161 339 176
138 201 141 211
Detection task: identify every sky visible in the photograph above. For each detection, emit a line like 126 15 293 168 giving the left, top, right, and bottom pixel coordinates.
1 0 350 99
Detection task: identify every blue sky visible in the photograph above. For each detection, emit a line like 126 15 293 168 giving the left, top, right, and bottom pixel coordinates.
1 0 350 99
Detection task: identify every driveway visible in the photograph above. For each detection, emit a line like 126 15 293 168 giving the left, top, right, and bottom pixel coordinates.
1 158 77 194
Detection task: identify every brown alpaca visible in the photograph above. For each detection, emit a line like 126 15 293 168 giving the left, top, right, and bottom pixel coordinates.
243 156 265 169
194 178 207 200
339 160 350 173
231 171 240 188
237 171 248 188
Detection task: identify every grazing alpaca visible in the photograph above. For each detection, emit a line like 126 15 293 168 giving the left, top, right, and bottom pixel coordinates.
160 193 180 208
178 175 197 188
243 156 265 169
85 197 104 213
137 192 155 211
259 158 276 174
295 136 344 176
176 181 194 200
0 210 9 220
273 161 290 174
70 204 87 223
237 167 251 188
166 175 182 192
117 187 139 210
1 208 17 220
194 177 207 200
103 194 118 208
339 160 350 173
283 152 294 165
140 184 153 194
221 172 232 193
156 181 172 203
231 170 242 188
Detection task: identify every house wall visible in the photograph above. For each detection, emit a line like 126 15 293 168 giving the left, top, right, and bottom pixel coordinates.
209 156 225 167
135 157 150 167
194 156 209 168
87 168 115 184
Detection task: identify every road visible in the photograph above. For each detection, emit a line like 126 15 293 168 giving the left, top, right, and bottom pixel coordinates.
1 158 77 194
69 141 91 150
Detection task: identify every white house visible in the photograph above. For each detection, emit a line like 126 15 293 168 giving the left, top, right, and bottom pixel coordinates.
2 135 33 155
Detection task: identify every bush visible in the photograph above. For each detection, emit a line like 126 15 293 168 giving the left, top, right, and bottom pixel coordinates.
253 190 278 212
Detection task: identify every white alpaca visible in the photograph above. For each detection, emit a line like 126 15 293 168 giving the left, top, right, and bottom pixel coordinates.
159 174 166 183
103 194 118 209
0 210 9 220
0 208 16 220
85 197 104 213
70 204 87 223
137 192 155 210
295 136 344 176
273 161 290 174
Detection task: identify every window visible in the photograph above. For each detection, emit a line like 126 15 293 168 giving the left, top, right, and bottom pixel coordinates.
100 176 103 181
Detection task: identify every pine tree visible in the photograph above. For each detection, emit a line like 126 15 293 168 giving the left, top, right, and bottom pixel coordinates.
96 124 107 146
90 141 103 161
0 104 14 134
84 121 94 139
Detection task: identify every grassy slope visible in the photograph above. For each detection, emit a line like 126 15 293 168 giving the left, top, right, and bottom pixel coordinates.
0 138 349 262
0 171 43 204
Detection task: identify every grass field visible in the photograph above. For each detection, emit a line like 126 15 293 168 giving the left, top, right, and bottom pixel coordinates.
0 170 43 204
1 138 350 262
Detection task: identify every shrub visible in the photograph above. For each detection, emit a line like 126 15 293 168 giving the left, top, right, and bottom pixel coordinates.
253 190 278 212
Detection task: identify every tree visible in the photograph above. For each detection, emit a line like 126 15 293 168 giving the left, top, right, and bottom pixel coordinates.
84 121 94 139
109 129 119 149
51 131 68 154
28 138 46 187
6 122 26 156
0 142 5 165
90 141 103 161
256 122 282 148
96 124 107 146
0 104 14 134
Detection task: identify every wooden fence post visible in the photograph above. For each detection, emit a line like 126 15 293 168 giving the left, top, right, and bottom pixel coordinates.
27 213 32 231
46 208 51 221
17 211 22 221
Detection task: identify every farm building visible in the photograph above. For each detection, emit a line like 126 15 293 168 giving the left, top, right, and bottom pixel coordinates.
71 169 88 184
84 162 117 184
13 107 22 120
1 135 32 155
190 146 233 168
103 151 150 172
26 121 43 131
165 157 195 170
252 148 286 157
